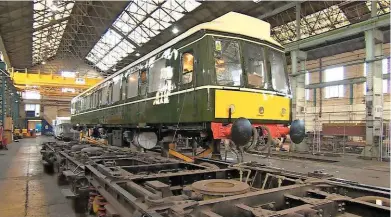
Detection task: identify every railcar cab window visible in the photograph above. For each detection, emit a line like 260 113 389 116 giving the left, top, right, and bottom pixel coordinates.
214 38 242 86
268 49 289 94
182 52 194 84
243 42 267 89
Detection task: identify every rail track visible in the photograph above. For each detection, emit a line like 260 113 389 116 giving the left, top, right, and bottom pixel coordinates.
41 141 390 217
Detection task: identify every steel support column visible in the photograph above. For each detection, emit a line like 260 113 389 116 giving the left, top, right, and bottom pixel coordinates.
1 75 5 124
290 50 307 154
295 2 301 41
291 51 307 120
290 3 308 152
361 2 384 160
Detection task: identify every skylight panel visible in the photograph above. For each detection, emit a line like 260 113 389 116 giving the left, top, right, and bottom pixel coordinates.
271 5 350 44
86 54 98 64
128 27 150 45
143 17 162 32
89 49 105 62
113 12 136 34
150 9 173 27
86 0 201 72
182 0 201 11
366 0 390 15
116 40 135 55
100 29 122 49
96 62 109 71
32 0 75 64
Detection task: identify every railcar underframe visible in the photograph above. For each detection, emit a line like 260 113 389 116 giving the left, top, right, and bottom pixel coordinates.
41 142 390 217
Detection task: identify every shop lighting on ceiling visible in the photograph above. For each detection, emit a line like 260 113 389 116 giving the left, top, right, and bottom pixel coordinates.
172 27 179 34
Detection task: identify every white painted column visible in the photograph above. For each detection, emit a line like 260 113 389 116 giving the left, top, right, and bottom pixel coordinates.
362 1 384 159
291 50 307 120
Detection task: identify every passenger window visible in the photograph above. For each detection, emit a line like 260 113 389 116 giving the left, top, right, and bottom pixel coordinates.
121 75 127 100
97 89 102 107
139 69 148 95
112 76 121 103
181 52 194 84
88 95 92 109
101 86 107 105
95 91 99 107
106 83 113 104
148 58 167 93
127 72 138 98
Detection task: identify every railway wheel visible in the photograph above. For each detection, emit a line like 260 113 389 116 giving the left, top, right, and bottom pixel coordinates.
43 164 54 174
57 173 67 186
199 162 219 169
211 139 222 160
71 196 88 214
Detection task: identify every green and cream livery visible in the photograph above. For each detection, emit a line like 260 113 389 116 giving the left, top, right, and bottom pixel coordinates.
71 12 305 149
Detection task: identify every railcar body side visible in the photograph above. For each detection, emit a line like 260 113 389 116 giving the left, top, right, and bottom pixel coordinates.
72 35 290 121
71 12 304 147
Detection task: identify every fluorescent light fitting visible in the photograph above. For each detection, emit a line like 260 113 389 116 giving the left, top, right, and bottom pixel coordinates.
172 27 179 34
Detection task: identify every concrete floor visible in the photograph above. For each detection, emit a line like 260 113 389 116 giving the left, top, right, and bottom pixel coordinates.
0 137 78 217
240 152 390 188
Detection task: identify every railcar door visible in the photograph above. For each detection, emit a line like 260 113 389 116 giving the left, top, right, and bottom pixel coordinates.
176 44 198 123
138 67 149 125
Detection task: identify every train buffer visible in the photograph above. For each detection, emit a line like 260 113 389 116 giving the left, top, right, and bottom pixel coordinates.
61 189 76 199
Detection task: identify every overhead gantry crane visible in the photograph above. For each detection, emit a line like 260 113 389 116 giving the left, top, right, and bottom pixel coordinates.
10 69 102 98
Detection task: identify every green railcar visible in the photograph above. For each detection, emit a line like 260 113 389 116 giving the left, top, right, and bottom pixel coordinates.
72 12 304 149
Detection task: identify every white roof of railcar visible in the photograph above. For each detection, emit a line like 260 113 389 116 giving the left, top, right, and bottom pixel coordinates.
73 12 281 101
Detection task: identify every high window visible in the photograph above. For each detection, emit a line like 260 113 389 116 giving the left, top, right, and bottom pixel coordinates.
324 67 344 98
363 58 390 94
